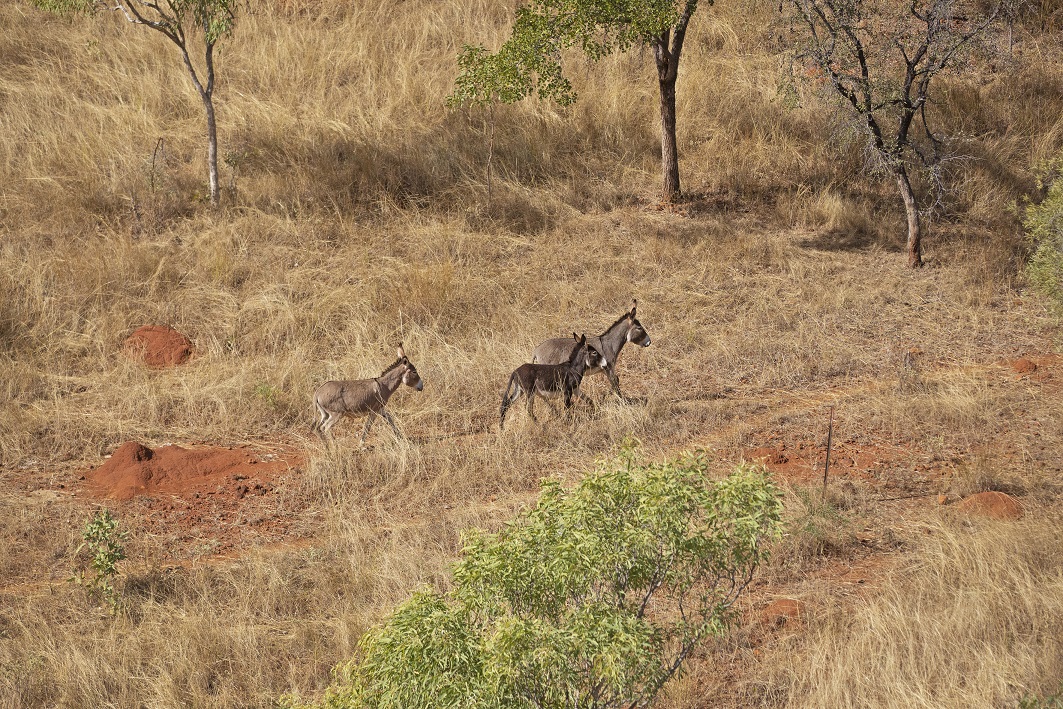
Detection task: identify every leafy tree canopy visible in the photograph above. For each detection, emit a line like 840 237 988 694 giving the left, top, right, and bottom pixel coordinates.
449 0 699 107
299 449 781 709
1025 153 1063 315
32 0 238 45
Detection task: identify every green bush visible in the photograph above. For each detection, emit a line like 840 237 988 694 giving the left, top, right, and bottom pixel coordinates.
70 509 127 613
1025 154 1063 316
1020 685 1063 709
297 451 782 709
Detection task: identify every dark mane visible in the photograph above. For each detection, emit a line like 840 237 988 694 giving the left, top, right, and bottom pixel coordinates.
377 356 406 377
567 338 583 362
602 309 633 335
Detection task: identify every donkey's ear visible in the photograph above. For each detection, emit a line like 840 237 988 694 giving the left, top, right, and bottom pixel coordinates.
630 298 638 318
572 332 579 341
578 333 586 345
397 342 407 360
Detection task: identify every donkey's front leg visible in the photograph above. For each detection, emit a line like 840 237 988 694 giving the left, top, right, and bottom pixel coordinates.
605 365 623 400
572 387 598 409
360 412 377 443
381 409 404 440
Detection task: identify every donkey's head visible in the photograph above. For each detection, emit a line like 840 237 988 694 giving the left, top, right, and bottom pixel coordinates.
625 299 652 348
571 333 606 370
396 343 424 391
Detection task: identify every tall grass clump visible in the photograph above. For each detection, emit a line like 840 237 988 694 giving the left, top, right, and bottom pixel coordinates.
786 516 1063 708
1025 151 1063 315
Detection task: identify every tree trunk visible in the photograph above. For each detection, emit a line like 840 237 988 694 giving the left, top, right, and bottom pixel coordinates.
178 38 221 208
659 75 680 203
203 91 220 207
653 6 695 206
895 165 923 268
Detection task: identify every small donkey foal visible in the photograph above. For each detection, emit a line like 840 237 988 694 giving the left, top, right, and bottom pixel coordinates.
312 344 424 443
499 333 604 430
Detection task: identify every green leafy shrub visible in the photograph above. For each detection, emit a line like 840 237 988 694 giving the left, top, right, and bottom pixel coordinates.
1020 684 1063 709
1025 154 1063 315
70 509 127 613
299 451 782 709
253 382 282 408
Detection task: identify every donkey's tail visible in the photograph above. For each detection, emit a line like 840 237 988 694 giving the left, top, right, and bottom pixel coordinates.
499 373 520 430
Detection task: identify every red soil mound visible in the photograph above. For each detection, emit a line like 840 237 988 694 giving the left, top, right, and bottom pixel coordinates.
88 441 296 501
123 325 193 367
955 491 1024 520
759 598 805 628
1011 358 1038 375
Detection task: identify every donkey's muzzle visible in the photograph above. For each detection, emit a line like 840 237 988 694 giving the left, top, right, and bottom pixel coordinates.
416 380 424 391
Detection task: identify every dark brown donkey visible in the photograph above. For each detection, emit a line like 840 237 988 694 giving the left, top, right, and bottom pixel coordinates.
500 333 605 430
311 344 424 443
531 299 651 399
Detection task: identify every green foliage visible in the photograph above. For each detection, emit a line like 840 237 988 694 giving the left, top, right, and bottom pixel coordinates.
1020 683 1063 709
1024 153 1063 316
69 509 128 613
303 451 781 709
449 0 696 107
253 382 281 408
30 0 238 44
31 0 94 13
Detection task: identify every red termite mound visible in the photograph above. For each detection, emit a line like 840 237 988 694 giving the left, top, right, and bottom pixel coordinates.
123 325 193 367
88 441 290 501
955 491 1024 520
759 598 806 629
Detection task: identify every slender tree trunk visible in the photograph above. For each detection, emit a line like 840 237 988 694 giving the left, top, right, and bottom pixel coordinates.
179 36 220 207
653 5 695 205
895 165 923 268
203 91 219 207
659 75 680 203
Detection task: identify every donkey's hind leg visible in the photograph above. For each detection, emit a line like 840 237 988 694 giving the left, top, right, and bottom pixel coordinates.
525 392 541 423
319 410 342 437
312 403 329 440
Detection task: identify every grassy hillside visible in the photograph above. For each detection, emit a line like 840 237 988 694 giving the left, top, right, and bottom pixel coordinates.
1 0 1062 706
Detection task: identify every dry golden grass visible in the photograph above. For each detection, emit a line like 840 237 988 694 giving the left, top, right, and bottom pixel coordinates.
1 0 1062 706
781 514 1063 708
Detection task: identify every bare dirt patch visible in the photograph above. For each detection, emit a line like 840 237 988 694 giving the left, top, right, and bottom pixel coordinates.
758 598 806 629
743 439 919 487
1003 352 1060 384
80 441 307 558
954 491 1025 520
123 325 193 367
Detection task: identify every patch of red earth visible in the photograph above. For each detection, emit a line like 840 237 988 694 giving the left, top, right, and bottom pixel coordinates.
82 441 306 558
954 491 1025 520
123 325 193 367
1002 352 1060 384
743 440 912 485
758 598 805 629
1012 358 1038 375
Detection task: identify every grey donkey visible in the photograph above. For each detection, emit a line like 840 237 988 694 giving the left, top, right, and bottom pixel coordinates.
531 299 651 399
500 333 605 430
311 344 424 442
